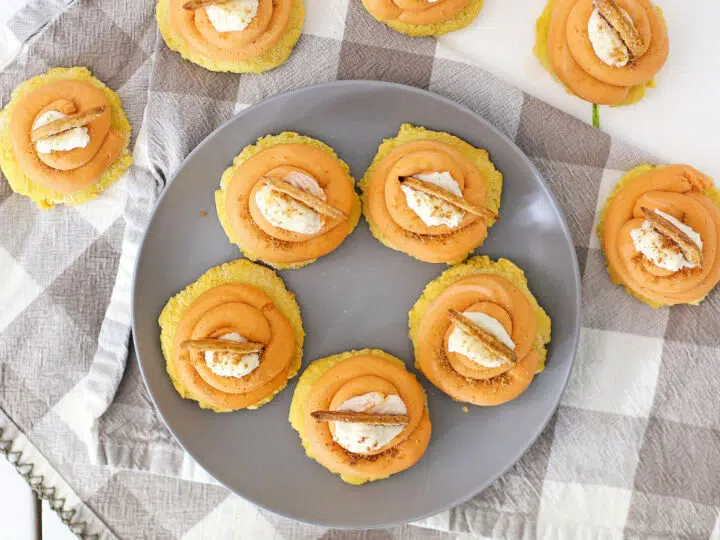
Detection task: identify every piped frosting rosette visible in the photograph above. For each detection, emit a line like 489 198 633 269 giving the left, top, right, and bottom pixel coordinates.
360 124 502 264
410 257 551 406
159 259 304 412
599 164 720 307
0 67 132 209
216 132 361 269
157 0 304 73
535 0 668 105
289 349 431 485
361 0 484 36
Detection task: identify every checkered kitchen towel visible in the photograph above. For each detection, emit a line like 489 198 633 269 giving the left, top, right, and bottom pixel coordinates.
1 0 719 538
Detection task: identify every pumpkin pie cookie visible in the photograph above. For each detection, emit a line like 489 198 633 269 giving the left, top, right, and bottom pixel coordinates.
216 132 361 269
289 349 431 485
534 0 668 106
0 67 132 209
409 256 551 406
598 164 720 307
359 124 502 264
157 0 304 73
159 259 304 412
361 0 483 37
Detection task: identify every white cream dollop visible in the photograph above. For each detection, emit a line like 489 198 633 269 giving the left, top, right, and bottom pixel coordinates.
204 332 260 378
448 311 515 368
587 8 631 67
400 171 465 229
32 110 90 154
255 172 325 234
630 210 703 272
331 392 407 454
206 0 259 33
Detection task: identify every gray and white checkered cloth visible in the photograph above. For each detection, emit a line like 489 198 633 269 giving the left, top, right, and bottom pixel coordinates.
1 0 719 538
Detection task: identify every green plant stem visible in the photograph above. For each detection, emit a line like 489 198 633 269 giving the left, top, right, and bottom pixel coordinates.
592 104 600 129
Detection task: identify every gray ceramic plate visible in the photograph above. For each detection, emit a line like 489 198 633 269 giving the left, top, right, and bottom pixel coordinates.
133 80 580 529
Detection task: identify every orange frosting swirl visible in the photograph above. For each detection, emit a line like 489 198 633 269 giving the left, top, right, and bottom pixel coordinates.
173 283 296 410
601 165 720 306
8 79 125 194
296 352 431 483
546 0 668 105
414 274 540 405
363 0 469 25
169 0 292 62
363 137 498 264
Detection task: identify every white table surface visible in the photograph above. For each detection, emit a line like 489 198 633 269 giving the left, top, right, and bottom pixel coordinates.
440 0 720 179
0 0 717 538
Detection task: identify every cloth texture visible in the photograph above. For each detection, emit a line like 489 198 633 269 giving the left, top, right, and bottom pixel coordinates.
1 0 719 538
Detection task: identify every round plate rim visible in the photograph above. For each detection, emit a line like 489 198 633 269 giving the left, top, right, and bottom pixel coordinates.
131 79 581 529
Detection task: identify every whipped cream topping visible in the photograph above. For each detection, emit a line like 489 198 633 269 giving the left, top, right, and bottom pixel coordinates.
32 110 90 154
331 392 407 454
630 210 703 272
587 8 632 67
206 0 259 33
400 171 465 228
204 332 260 378
447 311 515 368
255 172 325 234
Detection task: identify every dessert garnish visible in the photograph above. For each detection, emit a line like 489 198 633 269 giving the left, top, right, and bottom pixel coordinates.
180 338 264 355
182 0 229 10
310 410 410 426
640 207 703 267
261 176 348 221
30 105 106 143
594 0 647 59
399 176 498 223
448 309 517 364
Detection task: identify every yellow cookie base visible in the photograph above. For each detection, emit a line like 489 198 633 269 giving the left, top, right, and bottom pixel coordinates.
533 1 656 107
359 123 503 265
159 259 305 412
156 0 304 73
215 131 361 269
408 256 552 372
597 164 720 308
362 0 483 37
0 67 133 209
289 348 420 485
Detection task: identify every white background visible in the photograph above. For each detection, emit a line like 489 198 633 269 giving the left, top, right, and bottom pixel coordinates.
434 0 720 179
0 0 718 538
